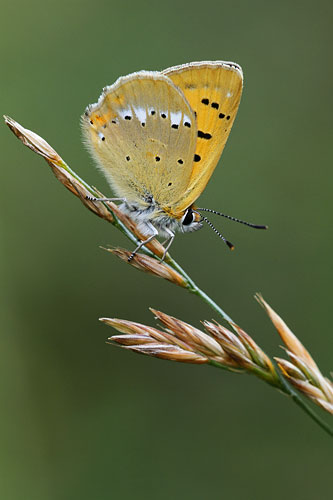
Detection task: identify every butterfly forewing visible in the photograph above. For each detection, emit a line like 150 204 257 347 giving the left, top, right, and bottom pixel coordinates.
163 62 243 213
82 72 197 210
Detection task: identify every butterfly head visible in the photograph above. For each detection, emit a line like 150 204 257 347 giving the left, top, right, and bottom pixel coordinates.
180 207 203 233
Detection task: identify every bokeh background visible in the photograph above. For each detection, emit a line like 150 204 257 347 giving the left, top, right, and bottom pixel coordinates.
1 0 332 498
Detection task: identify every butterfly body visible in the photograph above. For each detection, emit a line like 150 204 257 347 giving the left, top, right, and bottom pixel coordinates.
82 61 243 255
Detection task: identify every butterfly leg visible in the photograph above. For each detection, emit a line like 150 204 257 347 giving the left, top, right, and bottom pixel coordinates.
161 228 175 262
86 196 126 202
128 224 159 262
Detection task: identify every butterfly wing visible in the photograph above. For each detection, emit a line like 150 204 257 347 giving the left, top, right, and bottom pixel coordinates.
163 61 243 213
82 72 197 212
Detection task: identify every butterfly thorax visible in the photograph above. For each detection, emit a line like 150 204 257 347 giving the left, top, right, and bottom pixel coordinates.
120 199 202 238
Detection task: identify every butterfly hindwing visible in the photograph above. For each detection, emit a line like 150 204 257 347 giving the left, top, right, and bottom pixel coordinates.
163 61 243 214
82 72 197 210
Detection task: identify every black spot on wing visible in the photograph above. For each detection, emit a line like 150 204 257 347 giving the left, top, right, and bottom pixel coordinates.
198 130 212 140
211 102 219 109
194 154 201 162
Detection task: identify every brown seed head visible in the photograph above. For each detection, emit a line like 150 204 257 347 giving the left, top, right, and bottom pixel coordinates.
203 320 278 382
203 321 254 368
4 115 62 164
229 322 275 374
103 248 187 287
256 294 318 370
149 309 238 368
4 116 115 223
100 317 208 364
275 357 333 414
256 294 333 412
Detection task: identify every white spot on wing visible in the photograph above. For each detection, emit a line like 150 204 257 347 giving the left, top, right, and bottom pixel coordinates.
170 111 182 125
226 91 232 98
134 106 147 123
183 114 192 125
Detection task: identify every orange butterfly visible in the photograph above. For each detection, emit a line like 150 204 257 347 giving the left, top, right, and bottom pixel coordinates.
82 61 266 260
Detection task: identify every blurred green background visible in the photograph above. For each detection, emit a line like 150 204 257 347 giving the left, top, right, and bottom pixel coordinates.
1 0 332 498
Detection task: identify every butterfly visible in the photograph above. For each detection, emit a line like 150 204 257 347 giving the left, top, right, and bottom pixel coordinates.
82 61 266 260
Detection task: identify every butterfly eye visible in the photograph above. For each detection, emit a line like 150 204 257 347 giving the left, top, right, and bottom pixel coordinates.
182 208 194 226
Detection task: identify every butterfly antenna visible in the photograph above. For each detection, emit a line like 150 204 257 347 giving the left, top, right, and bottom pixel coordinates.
197 207 268 230
193 211 234 250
